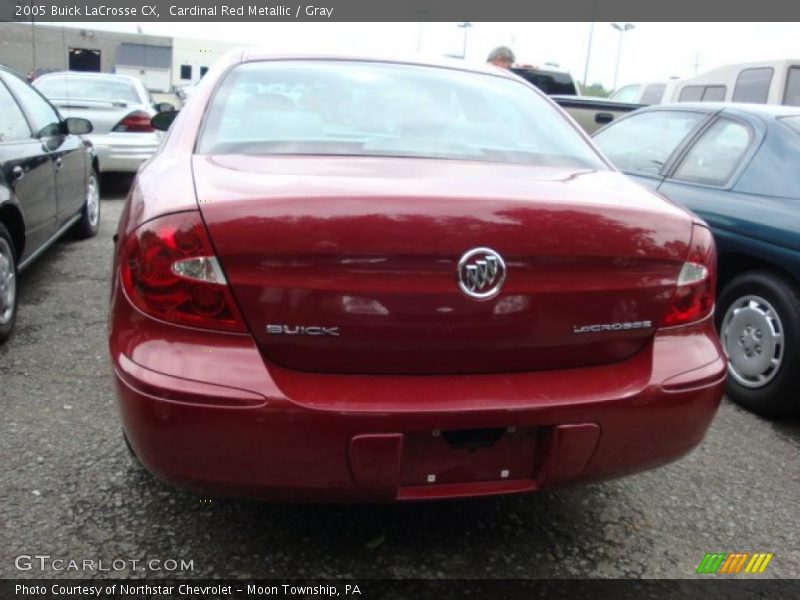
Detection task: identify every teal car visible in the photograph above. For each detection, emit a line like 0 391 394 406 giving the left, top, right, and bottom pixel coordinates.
594 103 800 416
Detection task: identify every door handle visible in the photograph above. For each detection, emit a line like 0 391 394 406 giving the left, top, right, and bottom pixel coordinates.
55 157 64 170
12 166 24 181
595 113 614 125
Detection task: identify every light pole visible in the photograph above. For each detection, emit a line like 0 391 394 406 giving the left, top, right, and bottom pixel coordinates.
457 22 473 60
415 10 429 54
611 22 635 91
582 0 598 87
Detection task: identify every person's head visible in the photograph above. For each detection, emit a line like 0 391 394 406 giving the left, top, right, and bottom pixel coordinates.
486 46 515 69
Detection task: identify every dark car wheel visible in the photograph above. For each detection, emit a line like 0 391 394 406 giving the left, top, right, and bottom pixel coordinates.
71 172 100 239
716 271 800 416
0 223 18 344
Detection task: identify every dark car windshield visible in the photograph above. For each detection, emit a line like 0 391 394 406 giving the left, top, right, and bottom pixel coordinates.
196 60 608 169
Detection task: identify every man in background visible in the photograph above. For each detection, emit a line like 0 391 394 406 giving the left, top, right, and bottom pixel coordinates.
486 46 516 69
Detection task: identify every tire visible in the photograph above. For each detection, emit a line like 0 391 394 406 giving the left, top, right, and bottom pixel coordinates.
0 223 19 344
715 270 800 416
71 171 100 239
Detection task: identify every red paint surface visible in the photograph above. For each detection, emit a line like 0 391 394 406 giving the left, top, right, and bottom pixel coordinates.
109 53 726 501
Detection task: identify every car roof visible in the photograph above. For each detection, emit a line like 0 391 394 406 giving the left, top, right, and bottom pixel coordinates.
237 49 519 81
640 102 800 120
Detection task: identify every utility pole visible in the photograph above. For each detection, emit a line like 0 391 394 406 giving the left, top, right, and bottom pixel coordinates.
693 54 702 76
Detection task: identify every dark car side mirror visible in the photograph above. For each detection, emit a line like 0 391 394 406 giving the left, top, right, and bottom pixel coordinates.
151 110 179 132
64 117 93 135
155 102 176 113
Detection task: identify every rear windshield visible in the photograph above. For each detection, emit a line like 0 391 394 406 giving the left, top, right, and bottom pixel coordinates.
196 61 607 169
36 75 141 104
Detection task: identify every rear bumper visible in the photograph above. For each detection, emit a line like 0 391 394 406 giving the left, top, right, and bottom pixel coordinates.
89 132 161 173
110 288 725 501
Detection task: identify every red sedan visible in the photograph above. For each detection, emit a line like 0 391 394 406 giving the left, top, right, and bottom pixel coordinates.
109 51 725 501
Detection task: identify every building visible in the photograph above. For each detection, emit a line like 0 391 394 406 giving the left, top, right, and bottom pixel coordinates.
115 42 172 92
0 22 172 83
171 38 236 88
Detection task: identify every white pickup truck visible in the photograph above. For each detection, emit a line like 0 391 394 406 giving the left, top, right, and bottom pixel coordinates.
670 59 800 105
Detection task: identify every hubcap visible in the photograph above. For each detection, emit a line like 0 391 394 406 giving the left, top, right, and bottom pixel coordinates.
721 294 783 389
0 237 16 326
86 176 100 228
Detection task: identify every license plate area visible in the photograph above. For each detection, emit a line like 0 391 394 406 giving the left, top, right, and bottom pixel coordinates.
400 426 538 486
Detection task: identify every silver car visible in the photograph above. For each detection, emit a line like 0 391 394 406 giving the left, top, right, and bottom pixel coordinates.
33 72 170 173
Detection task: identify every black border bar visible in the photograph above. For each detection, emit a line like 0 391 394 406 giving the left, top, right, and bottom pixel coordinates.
3 0 800 22
3 579 800 600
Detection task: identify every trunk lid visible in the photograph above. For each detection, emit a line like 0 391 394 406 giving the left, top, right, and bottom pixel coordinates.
194 155 693 375
47 99 150 135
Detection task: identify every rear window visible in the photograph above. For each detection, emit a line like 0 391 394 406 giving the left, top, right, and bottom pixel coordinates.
640 84 666 105
196 61 607 169
510 68 578 95
611 85 641 103
35 75 141 104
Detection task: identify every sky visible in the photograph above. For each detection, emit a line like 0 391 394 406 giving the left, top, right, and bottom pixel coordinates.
38 21 800 90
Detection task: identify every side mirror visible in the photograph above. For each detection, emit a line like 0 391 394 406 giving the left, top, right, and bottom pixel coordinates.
64 117 93 135
151 110 179 132
155 102 176 113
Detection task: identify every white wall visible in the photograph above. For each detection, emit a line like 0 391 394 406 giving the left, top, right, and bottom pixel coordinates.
172 38 237 87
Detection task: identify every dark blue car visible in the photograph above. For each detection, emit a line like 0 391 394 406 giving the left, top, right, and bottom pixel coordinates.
594 103 800 416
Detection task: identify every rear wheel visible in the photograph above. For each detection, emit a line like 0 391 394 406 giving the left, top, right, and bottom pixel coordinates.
0 223 18 344
716 271 800 416
71 171 100 239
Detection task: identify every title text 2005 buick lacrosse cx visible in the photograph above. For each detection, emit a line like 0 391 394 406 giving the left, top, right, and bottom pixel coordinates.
109 51 725 501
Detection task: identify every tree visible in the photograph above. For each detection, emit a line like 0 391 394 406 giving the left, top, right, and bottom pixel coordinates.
581 82 611 98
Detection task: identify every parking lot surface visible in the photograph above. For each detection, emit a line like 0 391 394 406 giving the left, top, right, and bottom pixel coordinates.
1 191 799 579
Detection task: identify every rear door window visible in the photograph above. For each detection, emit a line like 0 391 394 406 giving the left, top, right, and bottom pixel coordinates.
672 118 752 186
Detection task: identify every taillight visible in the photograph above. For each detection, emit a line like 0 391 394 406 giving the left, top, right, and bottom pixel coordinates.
662 224 716 327
120 211 246 332
112 110 154 133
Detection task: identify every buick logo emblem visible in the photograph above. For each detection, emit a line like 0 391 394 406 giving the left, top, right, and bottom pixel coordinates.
457 247 506 300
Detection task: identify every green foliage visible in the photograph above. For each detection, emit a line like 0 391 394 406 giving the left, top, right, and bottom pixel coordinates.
581 82 611 98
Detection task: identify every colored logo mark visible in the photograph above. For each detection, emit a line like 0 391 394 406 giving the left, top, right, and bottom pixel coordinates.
696 552 773 574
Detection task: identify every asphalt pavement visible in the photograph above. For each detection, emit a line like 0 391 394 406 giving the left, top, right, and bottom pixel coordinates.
1 190 799 580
